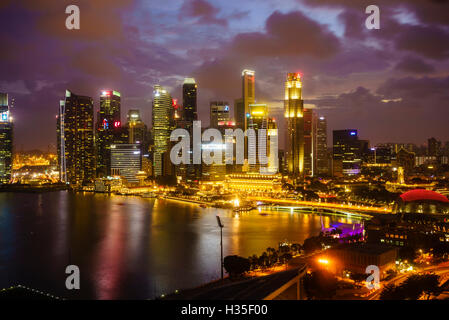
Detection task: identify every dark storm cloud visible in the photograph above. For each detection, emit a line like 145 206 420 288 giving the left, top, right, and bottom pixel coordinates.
18 0 135 40
230 10 340 58
395 25 449 60
193 9 341 101
0 0 193 149
2 0 449 149
394 56 436 74
377 76 449 101
310 75 449 144
179 0 228 26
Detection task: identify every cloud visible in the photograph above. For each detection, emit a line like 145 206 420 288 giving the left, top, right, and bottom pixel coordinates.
229 10 340 58
310 76 449 144
376 76 449 101
394 56 435 74
18 0 136 40
395 25 449 60
179 0 228 26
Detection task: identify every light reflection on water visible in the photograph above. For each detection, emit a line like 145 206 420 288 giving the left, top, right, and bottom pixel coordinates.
0 191 363 299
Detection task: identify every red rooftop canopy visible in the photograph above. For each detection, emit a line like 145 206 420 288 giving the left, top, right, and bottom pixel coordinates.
400 189 449 203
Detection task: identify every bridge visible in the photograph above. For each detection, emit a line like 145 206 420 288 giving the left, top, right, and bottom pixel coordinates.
247 196 392 216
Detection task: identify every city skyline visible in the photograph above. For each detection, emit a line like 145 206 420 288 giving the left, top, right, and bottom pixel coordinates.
3 0 449 303
1 0 449 151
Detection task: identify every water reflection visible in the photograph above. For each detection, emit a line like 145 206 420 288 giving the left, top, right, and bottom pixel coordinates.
0 192 363 299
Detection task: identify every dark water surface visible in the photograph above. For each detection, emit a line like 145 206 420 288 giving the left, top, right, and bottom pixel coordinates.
0 191 361 299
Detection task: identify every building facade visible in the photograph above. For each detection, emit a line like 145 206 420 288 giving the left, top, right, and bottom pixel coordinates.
0 93 13 184
152 85 174 177
332 129 362 177
110 144 142 184
285 73 305 182
58 90 95 186
316 116 328 176
210 101 230 128
96 90 121 177
303 108 317 176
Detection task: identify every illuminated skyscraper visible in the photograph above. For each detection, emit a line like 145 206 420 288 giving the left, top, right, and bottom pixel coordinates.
182 78 197 130
152 85 173 177
182 78 201 183
97 90 121 177
58 90 95 186
0 93 13 184
110 144 142 184
210 101 230 128
332 129 362 176
267 117 279 174
235 69 255 130
242 69 255 130
126 109 149 151
284 73 304 181
303 108 317 176
316 116 329 175
248 104 268 172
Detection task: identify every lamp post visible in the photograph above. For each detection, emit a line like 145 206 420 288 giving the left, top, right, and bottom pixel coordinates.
216 216 224 282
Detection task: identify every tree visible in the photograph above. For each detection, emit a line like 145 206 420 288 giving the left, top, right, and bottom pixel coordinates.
303 236 322 254
350 273 367 285
380 284 405 300
291 243 302 255
381 274 442 300
279 253 293 264
223 255 250 278
248 254 259 271
304 269 338 299
402 274 441 300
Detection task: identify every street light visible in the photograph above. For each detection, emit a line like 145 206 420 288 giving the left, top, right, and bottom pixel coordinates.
216 216 224 282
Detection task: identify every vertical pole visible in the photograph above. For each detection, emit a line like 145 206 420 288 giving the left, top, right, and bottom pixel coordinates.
220 226 224 282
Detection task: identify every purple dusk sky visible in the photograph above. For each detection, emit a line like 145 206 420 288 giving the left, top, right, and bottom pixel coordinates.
1 0 449 151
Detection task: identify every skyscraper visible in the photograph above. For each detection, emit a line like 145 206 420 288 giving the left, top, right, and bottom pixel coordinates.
0 93 13 184
58 90 95 186
241 69 255 130
210 101 230 128
152 85 173 177
182 78 197 130
267 117 279 174
248 103 268 172
428 137 441 157
97 90 121 177
182 78 200 183
110 144 142 184
303 108 317 176
284 73 305 182
126 109 149 151
316 116 329 176
234 98 244 130
332 129 362 177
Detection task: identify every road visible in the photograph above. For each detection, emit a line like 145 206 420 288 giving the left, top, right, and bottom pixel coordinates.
367 262 449 300
247 196 391 215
